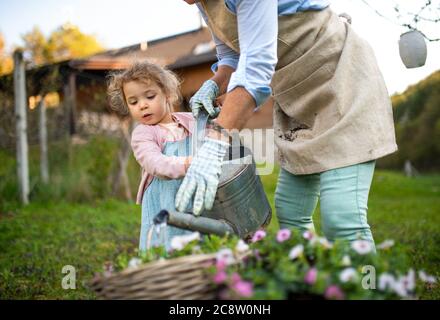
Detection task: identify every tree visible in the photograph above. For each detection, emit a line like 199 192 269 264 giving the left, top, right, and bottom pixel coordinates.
21 23 104 67
21 26 49 66
0 32 13 75
379 70 440 172
45 23 104 63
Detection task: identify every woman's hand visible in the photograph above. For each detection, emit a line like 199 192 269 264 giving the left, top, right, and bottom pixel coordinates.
175 137 229 215
190 65 235 118
190 80 220 118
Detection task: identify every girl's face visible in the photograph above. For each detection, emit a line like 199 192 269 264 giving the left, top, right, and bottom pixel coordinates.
123 80 172 125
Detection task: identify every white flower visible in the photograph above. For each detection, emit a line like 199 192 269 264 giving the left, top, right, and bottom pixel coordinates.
216 248 235 265
419 271 437 284
183 232 201 243
127 258 142 269
170 237 184 251
288 244 304 260
339 268 358 283
318 237 333 249
305 234 332 248
170 232 200 251
401 269 416 292
341 255 352 266
379 273 411 297
393 278 409 298
377 239 395 250
378 273 396 291
235 239 250 254
351 240 373 255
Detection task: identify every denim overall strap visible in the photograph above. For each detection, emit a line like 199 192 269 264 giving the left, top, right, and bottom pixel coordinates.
139 136 193 252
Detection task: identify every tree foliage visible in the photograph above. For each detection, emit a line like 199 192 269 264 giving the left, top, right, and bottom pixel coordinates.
0 23 104 74
22 23 104 67
0 32 13 75
21 26 49 66
379 70 440 172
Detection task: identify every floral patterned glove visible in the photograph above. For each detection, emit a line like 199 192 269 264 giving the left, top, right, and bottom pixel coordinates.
175 137 229 215
190 79 220 118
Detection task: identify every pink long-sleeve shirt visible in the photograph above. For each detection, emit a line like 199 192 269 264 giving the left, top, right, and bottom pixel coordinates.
131 112 195 204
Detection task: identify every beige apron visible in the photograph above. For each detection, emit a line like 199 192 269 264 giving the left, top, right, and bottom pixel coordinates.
200 1 398 174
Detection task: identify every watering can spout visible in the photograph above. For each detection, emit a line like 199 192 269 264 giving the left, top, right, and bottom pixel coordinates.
155 210 235 237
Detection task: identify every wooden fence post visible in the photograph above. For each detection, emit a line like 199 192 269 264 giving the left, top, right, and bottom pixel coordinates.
112 119 134 201
69 72 77 135
63 72 77 136
38 97 49 184
13 50 29 204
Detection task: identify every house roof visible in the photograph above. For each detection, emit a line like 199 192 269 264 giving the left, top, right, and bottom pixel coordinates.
69 27 217 71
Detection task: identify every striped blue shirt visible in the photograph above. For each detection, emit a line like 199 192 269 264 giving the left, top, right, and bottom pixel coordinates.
197 0 330 108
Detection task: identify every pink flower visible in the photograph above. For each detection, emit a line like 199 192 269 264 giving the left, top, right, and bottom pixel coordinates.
303 230 315 241
218 288 230 300
231 272 242 284
304 267 318 285
276 229 291 243
324 285 345 300
351 240 373 255
251 230 267 243
253 249 262 261
216 259 226 272
213 271 227 284
233 280 254 298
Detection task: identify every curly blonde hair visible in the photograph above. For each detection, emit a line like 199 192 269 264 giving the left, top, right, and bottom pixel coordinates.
107 61 181 116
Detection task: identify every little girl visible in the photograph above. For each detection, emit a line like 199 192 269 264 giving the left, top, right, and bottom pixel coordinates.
107 61 195 252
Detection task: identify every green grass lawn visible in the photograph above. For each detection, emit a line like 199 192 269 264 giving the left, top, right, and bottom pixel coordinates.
0 166 439 299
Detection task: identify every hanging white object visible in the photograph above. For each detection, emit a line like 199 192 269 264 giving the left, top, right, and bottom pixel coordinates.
399 30 427 69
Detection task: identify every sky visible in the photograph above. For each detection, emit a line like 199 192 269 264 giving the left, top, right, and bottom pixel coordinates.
0 0 439 95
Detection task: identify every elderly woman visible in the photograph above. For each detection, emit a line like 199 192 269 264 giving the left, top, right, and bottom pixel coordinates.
176 0 398 248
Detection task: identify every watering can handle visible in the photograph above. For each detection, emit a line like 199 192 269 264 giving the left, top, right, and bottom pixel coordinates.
191 110 210 157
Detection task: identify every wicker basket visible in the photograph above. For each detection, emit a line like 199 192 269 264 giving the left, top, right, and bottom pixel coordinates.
89 253 218 300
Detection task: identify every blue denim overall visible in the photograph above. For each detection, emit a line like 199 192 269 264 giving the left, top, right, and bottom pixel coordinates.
139 136 194 252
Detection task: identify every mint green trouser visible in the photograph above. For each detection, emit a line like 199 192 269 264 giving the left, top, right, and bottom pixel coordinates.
274 160 376 246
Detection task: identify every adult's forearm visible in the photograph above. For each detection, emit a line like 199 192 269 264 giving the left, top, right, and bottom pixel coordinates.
210 65 235 95
209 65 256 132
216 86 256 131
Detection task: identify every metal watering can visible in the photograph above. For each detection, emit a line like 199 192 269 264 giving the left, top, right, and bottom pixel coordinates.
153 111 272 240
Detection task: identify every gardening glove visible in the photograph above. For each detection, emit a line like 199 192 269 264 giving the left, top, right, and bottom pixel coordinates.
190 79 220 118
175 137 229 216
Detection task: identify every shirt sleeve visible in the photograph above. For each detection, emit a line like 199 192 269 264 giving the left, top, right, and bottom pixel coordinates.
227 0 278 109
210 32 240 73
131 127 187 180
196 3 240 73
